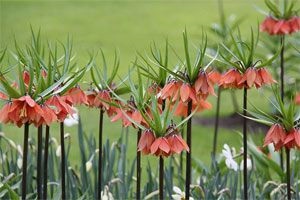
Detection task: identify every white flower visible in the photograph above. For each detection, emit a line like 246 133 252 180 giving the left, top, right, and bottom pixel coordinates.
64 108 79 127
85 161 93 172
101 186 114 200
56 145 61 157
172 186 194 200
17 157 22 169
222 144 238 171
240 157 252 171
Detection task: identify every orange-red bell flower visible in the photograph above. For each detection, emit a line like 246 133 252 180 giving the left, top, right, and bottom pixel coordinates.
256 68 277 87
238 68 257 89
46 95 74 122
65 86 88 105
264 124 286 151
34 104 57 127
174 98 212 117
284 128 300 149
208 70 222 85
150 137 171 157
158 80 182 102
167 134 189 154
0 102 14 124
180 83 197 103
94 90 112 110
194 71 215 99
86 92 97 107
219 69 243 89
137 129 156 155
110 108 132 127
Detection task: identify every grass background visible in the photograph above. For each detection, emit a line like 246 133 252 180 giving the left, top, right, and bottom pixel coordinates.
0 0 287 172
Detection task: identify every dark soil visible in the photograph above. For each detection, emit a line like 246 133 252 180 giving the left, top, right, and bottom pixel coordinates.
194 113 269 134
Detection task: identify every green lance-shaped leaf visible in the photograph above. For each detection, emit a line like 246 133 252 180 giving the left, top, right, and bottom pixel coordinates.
0 76 21 98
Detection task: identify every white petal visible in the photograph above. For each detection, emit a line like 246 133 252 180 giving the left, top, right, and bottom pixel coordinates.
17 157 22 169
0 154 6 164
223 144 230 151
17 145 23 156
171 194 182 200
86 161 92 172
247 158 252 170
240 158 252 171
56 145 61 157
173 186 182 194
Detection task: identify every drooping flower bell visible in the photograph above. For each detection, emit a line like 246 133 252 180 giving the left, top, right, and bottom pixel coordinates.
174 99 211 117
150 137 171 157
158 80 182 103
194 71 215 99
137 129 156 155
46 95 74 122
111 98 148 128
207 70 222 85
284 128 300 149
219 69 243 89
264 124 286 151
93 90 112 110
65 86 88 106
165 125 189 154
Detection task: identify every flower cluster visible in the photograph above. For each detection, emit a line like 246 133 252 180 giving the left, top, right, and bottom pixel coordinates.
137 126 189 157
260 16 300 35
158 70 218 117
110 99 148 128
219 68 276 89
86 88 119 117
264 124 300 150
0 96 56 127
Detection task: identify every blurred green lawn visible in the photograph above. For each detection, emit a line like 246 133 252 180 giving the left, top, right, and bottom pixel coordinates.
0 0 274 170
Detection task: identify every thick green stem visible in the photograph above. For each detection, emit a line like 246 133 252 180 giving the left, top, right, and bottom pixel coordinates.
43 125 50 200
60 122 66 199
279 35 285 171
136 129 141 200
243 88 248 200
97 109 104 200
159 156 164 200
37 126 43 199
213 87 222 158
21 123 29 200
185 100 192 200
286 148 291 200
